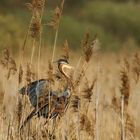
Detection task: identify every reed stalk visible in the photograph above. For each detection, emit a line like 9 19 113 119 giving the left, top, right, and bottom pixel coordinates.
50 0 65 62
51 29 59 62
121 95 125 140
95 58 101 140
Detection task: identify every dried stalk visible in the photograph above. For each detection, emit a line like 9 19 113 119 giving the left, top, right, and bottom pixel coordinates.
50 0 65 62
95 58 101 140
121 95 125 140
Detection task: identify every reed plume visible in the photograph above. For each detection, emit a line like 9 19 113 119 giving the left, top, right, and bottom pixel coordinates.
82 78 96 102
71 95 80 113
0 48 17 79
125 113 135 140
132 53 140 83
18 65 23 85
49 0 65 62
61 40 69 61
120 59 130 110
25 63 35 84
47 60 54 84
0 48 9 68
111 92 120 113
82 33 98 63
80 114 94 138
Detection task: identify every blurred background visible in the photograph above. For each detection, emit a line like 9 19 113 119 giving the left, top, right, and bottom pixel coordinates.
0 0 140 53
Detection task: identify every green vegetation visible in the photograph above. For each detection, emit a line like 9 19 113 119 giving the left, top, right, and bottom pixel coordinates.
83 2 140 44
0 1 140 52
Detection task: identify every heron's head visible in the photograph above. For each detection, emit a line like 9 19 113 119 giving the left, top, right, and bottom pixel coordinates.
57 59 68 65
54 59 73 79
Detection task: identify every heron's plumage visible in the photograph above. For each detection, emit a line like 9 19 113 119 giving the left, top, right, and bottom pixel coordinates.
19 59 72 130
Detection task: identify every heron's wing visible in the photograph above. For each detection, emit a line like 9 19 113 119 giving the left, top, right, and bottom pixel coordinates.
19 79 47 95
20 108 36 131
19 79 47 107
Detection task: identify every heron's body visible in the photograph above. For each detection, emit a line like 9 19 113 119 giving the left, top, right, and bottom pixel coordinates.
19 79 70 116
19 79 48 107
19 59 72 130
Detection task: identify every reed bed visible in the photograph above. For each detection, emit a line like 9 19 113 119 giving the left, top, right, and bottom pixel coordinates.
0 0 140 140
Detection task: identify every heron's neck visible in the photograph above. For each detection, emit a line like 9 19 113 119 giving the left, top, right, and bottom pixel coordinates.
59 64 69 79
58 63 73 89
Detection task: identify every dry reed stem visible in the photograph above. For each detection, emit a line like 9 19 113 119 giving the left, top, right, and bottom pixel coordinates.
119 58 136 140
121 95 125 140
6 117 11 140
30 39 36 65
94 55 101 140
51 0 65 62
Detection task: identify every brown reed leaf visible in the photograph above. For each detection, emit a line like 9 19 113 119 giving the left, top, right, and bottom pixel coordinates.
26 0 45 38
32 0 45 12
80 114 90 130
80 114 94 137
82 78 96 102
120 60 130 110
0 49 17 79
25 63 35 84
47 0 65 29
19 65 23 84
40 128 48 138
47 7 61 29
30 18 41 38
82 33 90 61
17 98 23 129
74 69 85 88
7 57 17 80
132 53 140 83
9 57 17 72
111 93 120 113
125 113 135 139
0 48 10 68
124 58 130 73
47 61 54 84
82 33 98 63
71 95 80 112
26 63 32 84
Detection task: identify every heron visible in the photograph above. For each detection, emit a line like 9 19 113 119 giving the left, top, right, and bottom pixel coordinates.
19 59 73 130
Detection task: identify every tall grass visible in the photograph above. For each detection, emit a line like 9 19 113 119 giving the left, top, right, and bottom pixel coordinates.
0 1 140 140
